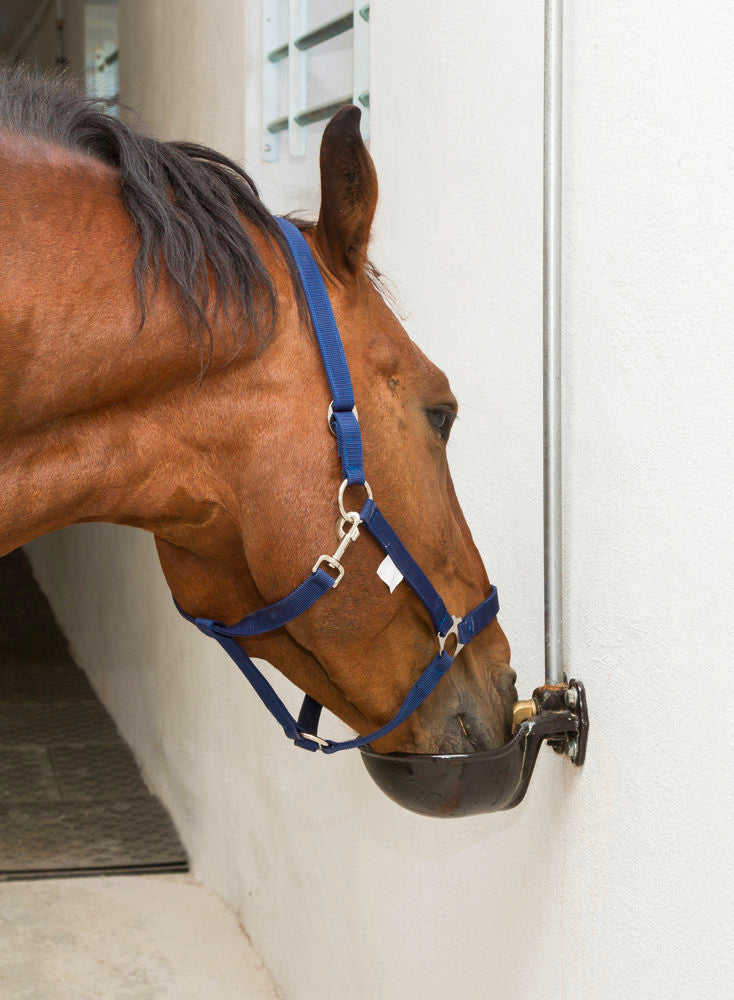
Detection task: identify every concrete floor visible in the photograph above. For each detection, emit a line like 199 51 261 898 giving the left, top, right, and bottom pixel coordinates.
0 874 278 1000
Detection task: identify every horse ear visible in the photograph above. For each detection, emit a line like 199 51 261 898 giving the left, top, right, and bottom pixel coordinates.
316 106 378 279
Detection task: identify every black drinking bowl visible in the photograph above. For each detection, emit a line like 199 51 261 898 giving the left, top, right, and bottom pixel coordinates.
360 699 586 818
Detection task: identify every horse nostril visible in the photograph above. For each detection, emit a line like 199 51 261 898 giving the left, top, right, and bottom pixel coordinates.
497 667 517 694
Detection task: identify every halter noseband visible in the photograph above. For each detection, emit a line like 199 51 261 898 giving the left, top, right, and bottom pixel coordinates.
175 218 499 753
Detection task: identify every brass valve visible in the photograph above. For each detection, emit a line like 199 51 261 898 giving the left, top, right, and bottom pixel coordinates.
512 699 538 733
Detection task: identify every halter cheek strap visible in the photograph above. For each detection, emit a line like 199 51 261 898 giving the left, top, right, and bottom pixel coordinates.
174 217 499 753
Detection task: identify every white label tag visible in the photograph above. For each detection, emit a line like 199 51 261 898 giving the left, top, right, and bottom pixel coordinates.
377 554 404 593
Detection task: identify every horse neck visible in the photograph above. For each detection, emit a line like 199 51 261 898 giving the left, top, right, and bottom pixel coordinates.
0 138 223 554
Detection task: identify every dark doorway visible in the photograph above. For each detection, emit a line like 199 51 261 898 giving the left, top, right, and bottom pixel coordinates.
0 550 187 880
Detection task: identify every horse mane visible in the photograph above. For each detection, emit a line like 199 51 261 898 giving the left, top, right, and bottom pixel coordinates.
0 60 307 370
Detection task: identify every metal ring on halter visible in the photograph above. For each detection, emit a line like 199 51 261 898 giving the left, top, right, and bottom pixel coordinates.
327 401 359 435
437 615 465 659
338 478 372 522
312 554 345 586
297 731 331 749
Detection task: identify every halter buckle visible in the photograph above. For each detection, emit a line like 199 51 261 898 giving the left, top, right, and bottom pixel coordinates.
438 615 465 659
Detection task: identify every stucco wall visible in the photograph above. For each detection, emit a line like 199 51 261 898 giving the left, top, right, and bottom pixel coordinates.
27 2 734 998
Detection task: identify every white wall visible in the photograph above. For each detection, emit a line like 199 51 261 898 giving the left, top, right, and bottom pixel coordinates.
27 2 734 998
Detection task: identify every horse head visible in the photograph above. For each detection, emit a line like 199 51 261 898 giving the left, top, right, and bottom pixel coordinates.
160 109 516 754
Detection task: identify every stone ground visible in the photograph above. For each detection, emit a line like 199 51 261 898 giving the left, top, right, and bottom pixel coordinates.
0 873 278 1000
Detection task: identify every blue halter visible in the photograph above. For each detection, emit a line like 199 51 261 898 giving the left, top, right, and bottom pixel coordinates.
175 218 499 753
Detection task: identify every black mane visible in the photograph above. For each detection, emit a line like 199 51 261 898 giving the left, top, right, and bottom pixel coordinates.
0 61 306 368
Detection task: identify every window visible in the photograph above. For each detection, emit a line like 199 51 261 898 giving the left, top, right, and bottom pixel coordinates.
261 1 370 161
84 0 119 108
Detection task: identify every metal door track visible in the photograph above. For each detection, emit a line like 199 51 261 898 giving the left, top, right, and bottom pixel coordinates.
1 860 188 883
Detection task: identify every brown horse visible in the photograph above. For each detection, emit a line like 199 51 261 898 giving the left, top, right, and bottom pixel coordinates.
0 64 515 755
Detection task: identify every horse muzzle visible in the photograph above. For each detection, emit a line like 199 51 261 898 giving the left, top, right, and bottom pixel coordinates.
403 659 518 756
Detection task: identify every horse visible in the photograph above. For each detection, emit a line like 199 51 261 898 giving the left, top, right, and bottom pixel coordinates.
0 63 516 756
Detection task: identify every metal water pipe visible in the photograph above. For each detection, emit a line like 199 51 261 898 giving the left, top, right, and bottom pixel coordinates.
543 0 564 686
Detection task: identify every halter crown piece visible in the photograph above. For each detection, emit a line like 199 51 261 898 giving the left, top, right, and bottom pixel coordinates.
175 218 499 753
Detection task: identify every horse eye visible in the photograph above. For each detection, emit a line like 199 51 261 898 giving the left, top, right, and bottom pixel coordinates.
426 408 454 440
